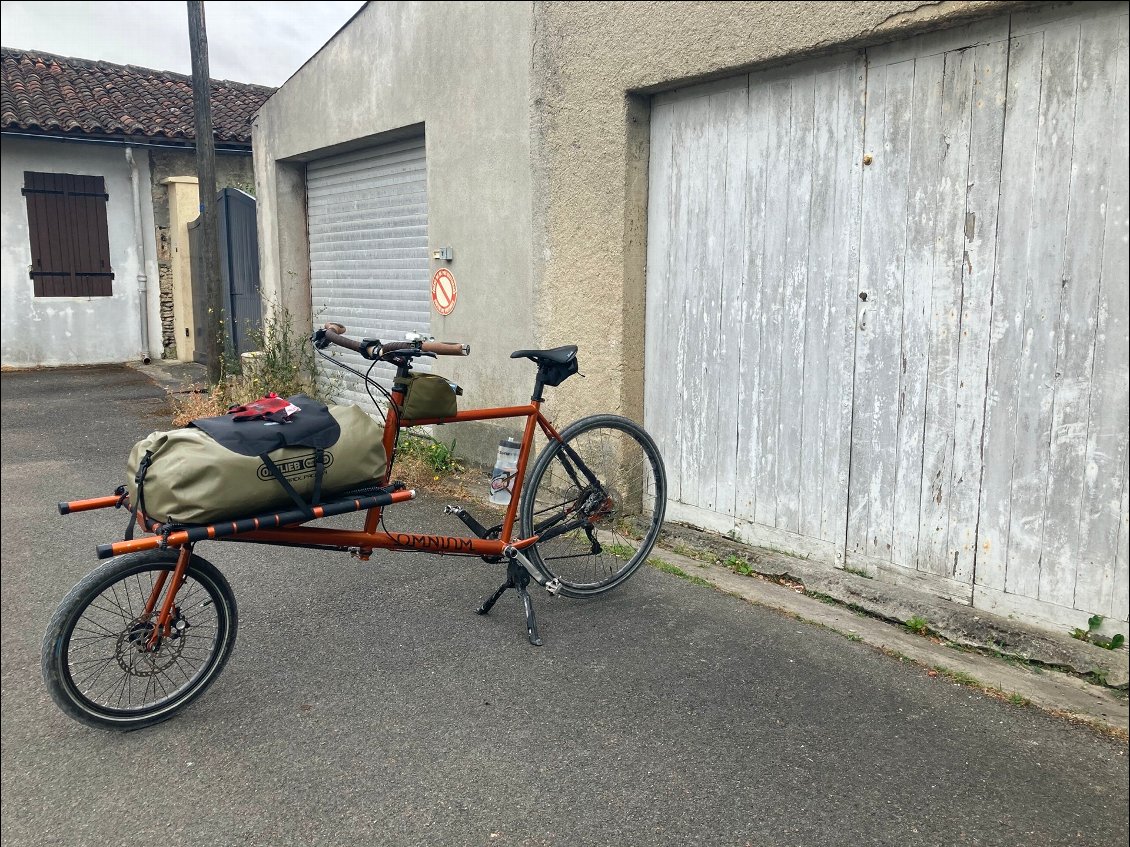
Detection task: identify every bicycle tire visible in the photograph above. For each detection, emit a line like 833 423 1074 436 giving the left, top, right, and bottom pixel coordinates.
519 414 666 598
42 551 238 731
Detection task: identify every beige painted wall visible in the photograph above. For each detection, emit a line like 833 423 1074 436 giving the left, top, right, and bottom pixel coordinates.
162 176 200 361
528 0 1027 425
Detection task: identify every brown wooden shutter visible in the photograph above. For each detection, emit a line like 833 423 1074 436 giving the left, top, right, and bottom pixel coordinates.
22 172 114 297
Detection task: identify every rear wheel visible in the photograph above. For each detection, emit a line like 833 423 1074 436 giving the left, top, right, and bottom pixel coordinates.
520 415 666 598
42 551 237 731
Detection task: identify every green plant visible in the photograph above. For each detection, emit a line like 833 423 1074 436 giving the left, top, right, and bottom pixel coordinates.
605 543 636 560
724 554 753 576
1071 615 1126 650
613 517 644 541
843 565 873 579
670 541 720 565
905 615 930 636
172 304 324 425
933 666 979 687
395 429 461 476
237 304 322 400
806 590 840 607
647 558 713 588
1008 692 1030 706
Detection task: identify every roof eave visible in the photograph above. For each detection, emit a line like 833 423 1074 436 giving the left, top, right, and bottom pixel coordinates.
0 126 254 152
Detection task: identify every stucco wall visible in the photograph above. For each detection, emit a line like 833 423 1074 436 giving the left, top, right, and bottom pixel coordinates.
254 0 536 460
0 136 162 367
529 0 1027 425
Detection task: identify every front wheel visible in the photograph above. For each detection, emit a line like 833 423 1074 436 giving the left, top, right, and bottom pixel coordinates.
42 551 238 730
520 415 666 598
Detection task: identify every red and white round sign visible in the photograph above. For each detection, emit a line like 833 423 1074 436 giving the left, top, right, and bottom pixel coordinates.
430 268 457 316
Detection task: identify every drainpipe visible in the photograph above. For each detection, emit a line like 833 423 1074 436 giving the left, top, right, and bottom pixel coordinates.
125 147 153 364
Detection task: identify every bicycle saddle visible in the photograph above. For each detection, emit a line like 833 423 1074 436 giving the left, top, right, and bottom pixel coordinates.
509 345 578 366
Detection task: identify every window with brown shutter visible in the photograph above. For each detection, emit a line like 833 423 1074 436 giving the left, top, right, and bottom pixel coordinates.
22 171 115 297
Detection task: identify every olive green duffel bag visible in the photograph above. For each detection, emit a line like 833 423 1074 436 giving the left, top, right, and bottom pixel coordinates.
126 398 386 526
393 373 460 420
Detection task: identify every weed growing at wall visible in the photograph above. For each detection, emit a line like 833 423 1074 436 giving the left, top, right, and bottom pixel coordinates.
1071 615 1126 651
171 304 324 425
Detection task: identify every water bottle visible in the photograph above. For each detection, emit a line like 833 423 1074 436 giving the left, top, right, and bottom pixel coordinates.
489 438 522 505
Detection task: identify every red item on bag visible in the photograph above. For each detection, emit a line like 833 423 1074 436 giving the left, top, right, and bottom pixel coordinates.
227 393 296 422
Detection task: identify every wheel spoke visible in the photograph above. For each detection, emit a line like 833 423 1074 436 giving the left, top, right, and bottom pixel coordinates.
522 419 664 594
59 566 224 716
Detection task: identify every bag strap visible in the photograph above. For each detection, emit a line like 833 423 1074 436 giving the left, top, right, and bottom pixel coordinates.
311 448 325 506
259 448 326 520
125 450 154 541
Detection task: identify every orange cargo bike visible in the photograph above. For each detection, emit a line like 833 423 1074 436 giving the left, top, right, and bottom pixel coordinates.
43 324 667 730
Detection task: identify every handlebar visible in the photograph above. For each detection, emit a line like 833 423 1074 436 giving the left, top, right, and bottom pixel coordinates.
321 323 376 358
317 323 470 359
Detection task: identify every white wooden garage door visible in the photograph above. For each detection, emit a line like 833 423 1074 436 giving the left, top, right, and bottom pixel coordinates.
644 2 1129 629
307 136 430 406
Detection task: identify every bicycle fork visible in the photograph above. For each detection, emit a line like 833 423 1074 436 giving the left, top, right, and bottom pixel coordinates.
141 545 192 650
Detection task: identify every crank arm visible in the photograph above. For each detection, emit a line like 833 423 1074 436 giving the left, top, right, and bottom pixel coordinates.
503 546 550 590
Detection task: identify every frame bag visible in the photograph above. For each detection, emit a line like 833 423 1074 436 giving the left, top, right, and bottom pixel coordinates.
393 373 460 420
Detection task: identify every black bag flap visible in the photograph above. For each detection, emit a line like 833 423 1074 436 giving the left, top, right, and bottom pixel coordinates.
190 394 341 457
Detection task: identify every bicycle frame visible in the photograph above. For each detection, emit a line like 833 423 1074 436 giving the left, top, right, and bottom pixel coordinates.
73 385 566 562
209 395 566 559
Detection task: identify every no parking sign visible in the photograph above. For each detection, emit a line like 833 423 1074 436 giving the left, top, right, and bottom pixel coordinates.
431 268 457 316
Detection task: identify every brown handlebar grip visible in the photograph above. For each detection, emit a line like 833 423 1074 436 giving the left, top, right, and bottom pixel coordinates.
324 322 347 334
379 341 416 355
422 341 470 356
322 325 371 357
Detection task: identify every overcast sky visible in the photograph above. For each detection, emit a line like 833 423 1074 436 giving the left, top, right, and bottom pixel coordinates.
0 0 366 86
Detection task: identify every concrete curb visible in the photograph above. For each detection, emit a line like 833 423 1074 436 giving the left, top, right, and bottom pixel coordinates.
658 523 1129 692
127 360 208 395
649 541 1129 736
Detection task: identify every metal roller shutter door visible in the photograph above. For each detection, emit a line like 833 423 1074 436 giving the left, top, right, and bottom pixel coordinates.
307 136 430 406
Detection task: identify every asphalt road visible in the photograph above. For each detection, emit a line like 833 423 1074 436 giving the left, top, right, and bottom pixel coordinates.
2 366 1127 847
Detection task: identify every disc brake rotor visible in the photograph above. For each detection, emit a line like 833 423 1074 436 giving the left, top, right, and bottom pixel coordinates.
115 616 186 675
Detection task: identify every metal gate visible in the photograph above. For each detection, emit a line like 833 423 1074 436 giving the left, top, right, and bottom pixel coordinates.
644 2 1129 628
306 136 431 406
188 187 262 362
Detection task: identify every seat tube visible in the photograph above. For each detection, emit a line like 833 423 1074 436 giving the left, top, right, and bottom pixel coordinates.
500 403 541 541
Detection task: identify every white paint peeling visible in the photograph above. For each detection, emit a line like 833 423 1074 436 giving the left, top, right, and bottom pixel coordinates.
646 2 1129 629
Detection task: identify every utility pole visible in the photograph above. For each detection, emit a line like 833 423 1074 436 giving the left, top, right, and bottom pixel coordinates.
187 0 224 383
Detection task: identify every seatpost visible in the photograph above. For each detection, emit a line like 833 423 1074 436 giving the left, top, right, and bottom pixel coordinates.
531 371 547 403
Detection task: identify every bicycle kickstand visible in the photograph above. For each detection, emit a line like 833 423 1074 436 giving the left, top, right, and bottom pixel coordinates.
475 554 544 647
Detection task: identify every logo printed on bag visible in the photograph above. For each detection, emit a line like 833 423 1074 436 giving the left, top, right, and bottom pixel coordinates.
256 450 335 482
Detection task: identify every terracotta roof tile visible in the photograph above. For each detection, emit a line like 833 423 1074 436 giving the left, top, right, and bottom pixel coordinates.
1 47 275 145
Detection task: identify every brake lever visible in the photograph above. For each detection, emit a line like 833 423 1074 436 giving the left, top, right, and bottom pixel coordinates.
312 329 329 349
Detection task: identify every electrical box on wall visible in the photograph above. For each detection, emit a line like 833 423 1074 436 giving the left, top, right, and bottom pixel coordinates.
431 246 454 262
